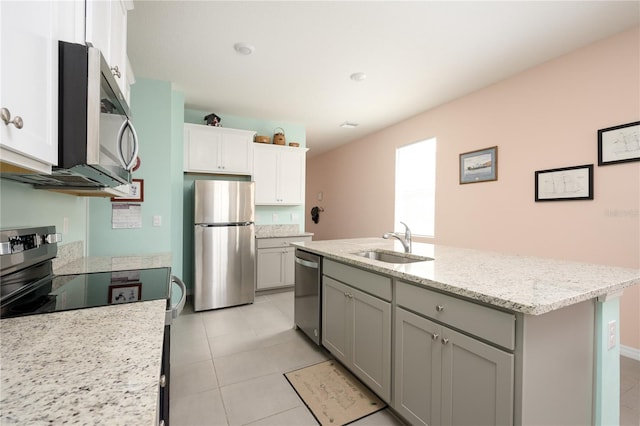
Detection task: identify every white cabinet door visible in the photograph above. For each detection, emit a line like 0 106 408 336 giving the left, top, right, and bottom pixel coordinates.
277 148 305 204
253 145 278 203
256 247 286 290
0 0 59 173
85 0 130 100
253 144 307 205
184 124 254 175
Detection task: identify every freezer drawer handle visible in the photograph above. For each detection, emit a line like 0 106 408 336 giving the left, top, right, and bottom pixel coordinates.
295 257 318 269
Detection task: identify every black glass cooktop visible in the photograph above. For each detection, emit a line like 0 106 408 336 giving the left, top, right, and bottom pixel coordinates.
1 267 170 319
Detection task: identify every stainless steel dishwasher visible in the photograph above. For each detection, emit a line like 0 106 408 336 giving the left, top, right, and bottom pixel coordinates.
294 249 322 345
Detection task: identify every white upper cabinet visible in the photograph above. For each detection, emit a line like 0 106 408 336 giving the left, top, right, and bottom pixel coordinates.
183 124 255 175
253 144 307 205
0 0 61 173
85 0 132 102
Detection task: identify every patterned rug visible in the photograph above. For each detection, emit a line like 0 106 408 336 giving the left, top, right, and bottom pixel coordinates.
284 360 386 426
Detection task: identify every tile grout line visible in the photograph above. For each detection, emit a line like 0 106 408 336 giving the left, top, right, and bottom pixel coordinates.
201 310 232 426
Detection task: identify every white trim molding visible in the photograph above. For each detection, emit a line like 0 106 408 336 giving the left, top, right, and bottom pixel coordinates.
621 344 640 361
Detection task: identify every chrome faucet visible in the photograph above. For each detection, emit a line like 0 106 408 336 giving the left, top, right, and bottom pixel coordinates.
383 221 412 253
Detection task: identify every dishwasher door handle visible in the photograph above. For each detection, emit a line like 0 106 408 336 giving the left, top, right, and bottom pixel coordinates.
295 257 319 269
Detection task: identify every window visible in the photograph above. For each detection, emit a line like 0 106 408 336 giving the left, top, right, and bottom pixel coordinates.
394 138 436 237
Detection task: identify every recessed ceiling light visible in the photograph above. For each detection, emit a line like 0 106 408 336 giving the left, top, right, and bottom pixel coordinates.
350 72 367 82
340 121 359 129
233 42 255 55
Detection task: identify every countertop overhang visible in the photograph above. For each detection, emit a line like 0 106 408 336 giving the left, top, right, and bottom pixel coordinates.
0 300 166 424
291 238 640 315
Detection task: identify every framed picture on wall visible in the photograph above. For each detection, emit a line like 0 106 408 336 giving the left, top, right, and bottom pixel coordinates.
535 164 593 202
597 121 640 166
111 179 144 202
459 146 498 184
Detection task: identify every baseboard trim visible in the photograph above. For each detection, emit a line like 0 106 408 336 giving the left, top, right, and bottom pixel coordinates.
621 344 640 361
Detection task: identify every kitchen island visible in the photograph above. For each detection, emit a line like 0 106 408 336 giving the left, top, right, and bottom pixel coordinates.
0 300 166 424
292 238 640 426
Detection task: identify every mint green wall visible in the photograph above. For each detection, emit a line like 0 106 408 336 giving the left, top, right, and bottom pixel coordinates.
88 79 183 279
0 179 87 247
184 108 307 229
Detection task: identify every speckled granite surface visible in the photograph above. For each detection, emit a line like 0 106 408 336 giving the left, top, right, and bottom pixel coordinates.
52 240 84 271
0 300 166 424
255 224 313 239
292 238 640 315
54 253 172 275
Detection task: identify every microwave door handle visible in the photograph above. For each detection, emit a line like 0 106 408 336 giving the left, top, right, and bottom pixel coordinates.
117 119 140 171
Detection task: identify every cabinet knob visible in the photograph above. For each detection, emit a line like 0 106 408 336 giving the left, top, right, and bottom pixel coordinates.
1 107 24 129
111 65 121 78
442 338 449 345
432 333 439 341
436 305 445 312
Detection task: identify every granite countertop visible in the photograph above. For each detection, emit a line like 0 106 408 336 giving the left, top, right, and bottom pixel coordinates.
0 300 166 424
291 238 640 315
255 224 313 239
54 252 172 275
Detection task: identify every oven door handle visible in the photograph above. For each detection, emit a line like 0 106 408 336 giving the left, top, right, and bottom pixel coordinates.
171 275 186 319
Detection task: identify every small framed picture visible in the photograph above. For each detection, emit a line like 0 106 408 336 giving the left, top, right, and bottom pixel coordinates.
459 146 498 184
108 283 142 304
598 121 640 166
111 179 144 202
535 164 593 202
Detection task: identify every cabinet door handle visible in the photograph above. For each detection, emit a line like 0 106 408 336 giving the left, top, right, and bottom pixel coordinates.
159 374 166 387
1 107 24 129
436 305 445 312
442 338 449 345
432 333 439 340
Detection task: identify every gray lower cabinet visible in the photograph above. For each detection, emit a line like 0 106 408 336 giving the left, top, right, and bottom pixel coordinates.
256 236 311 290
395 307 514 426
322 276 392 402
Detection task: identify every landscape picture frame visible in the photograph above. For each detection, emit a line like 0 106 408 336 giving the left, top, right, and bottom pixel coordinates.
459 146 498 184
597 121 640 166
535 164 593 202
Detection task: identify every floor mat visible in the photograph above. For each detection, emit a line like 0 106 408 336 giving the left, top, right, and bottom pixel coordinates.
284 360 386 426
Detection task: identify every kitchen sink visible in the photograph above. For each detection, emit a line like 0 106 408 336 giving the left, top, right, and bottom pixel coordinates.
354 250 433 264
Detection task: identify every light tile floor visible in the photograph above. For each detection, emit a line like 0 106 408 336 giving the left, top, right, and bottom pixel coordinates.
170 290 640 426
170 290 404 426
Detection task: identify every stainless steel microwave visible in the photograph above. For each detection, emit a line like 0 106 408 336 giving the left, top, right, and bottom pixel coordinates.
2 42 139 195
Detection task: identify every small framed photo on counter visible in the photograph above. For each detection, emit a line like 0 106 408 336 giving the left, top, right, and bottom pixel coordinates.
108 283 142 304
535 164 593 202
597 121 640 166
459 146 498 184
111 179 144 202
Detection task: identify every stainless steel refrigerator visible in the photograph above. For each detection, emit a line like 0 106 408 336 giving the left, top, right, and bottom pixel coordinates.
194 180 255 311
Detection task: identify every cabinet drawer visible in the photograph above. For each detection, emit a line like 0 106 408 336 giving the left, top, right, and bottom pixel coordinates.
324 259 391 301
396 281 515 350
256 235 311 249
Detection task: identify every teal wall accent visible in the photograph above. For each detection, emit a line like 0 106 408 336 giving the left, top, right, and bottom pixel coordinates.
88 79 181 278
184 107 307 229
170 90 185 280
595 296 621 426
0 179 88 247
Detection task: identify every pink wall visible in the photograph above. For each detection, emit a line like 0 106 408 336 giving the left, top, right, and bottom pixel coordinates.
306 28 640 350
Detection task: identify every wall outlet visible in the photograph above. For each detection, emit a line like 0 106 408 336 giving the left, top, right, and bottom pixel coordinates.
63 217 69 234
272 213 278 222
607 320 616 350
153 215 162 227
317 191 323 201
291 213 299 221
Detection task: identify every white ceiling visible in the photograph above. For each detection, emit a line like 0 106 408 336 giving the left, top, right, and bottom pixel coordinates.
127 1 639 158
